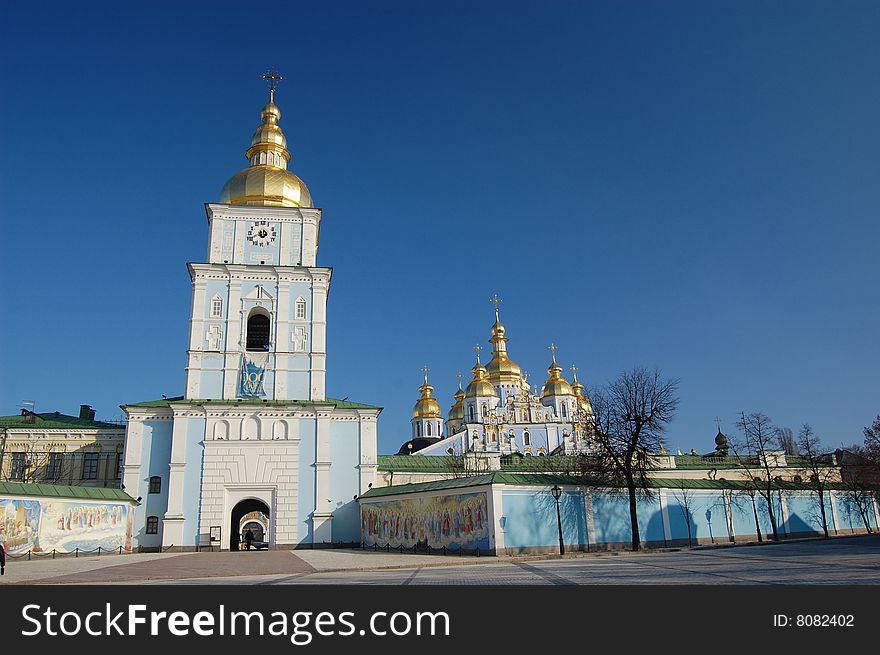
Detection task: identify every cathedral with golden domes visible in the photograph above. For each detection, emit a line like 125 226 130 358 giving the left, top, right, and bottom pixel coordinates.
398 301 595 457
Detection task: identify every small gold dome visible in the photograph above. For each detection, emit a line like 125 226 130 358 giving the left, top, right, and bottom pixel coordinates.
465 358 497 399
541 350 573 398
219 90 313 208
412 376 442 419
570 367 593 414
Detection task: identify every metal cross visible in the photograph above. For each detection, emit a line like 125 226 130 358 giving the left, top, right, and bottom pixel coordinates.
262 68 284 92
715 416 722 432
489 293 503 314
570 364 578 379
473 343 482 362
549 343 558 363
456 371 464 389
421 366 430 384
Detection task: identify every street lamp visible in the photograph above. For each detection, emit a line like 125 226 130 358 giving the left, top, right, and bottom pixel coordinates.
551 484 564 555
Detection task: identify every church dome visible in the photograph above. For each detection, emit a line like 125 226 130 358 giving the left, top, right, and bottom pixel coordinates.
219 89 313 208
541 349 573 398
570 367 593 414
485 312 523 384
412 375 442 419
465 358 497 399
447 387 465 421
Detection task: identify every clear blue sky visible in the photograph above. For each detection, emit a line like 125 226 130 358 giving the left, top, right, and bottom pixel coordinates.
1 1 877 455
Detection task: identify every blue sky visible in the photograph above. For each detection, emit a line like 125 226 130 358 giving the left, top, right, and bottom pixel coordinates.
1 0 877 455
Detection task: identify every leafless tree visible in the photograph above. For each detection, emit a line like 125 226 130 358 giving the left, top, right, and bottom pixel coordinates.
863 416 880 470
578 367 679 551
730 487 764 543
838 444 878 534
730 411 782 541
777 427 799 456
795 424 835 537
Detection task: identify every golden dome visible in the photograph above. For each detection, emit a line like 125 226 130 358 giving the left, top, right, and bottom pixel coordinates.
485 310 523 384
219 89 313 208
465 357 497 399
541 348 574 398
447 389 464 421
412 374 442 419
570 366 593 414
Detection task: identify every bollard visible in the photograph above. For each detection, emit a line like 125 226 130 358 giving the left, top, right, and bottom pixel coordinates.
52 549 56 560
75 548 79 558
476 547 480 557
119 546 122 555
28 551 32 561
98 546 102 556
443 546 447 555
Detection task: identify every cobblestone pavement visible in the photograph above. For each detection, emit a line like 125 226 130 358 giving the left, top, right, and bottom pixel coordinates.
4 535 879 585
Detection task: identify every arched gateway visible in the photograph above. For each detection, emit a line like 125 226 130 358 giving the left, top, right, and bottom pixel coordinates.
230 498 270 551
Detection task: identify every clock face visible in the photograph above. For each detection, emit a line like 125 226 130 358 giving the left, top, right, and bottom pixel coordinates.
247 221 276 246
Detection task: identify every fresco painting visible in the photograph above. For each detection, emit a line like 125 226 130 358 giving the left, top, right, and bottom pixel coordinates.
0 497 132 554
362 492 490 550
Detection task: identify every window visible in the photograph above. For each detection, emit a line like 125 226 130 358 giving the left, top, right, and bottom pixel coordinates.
523 431 531 446
115 453 124 479
468 406 475 422
416 422 421 437
246 313 271 351
82 453 99 480
146 516 159 534
561 403 567 419
211 296 223 318
10 452 26 481
46 453 64 481
427 422 432 436
149 476 161 494
295 300 307 320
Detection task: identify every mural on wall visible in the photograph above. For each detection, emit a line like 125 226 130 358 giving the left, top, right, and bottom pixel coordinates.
1 499 41 554
0 497 131 554
362 492 490 550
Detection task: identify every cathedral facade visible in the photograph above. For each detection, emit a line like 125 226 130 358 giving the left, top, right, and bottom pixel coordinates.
121 82 380 551
399 305 594 458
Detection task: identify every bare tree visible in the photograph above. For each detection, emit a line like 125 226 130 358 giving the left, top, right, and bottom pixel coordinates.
838 444 877 534
795 424 835 538
578 367 679 551
730 487 764 543
777 427 799 456
730 412 782 541
863 416 880 469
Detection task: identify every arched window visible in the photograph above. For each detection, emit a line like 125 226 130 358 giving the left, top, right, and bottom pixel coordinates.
523 431 531 446
295 299 307 320
469 406 475 422
490 431 496 442
561 403 568 419
416 422 421 437
211 296 223 318
427 422 432 437
149 476 161 494
246 312 270 351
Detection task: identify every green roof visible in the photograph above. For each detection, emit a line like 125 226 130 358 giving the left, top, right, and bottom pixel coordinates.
0 481 137 503
126 396 381 411
362 472 846 498
377 455 463 472
0 412 123 431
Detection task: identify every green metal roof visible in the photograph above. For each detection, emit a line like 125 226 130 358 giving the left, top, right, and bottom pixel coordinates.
0 412 123 431
0 481 137 503
126 396 381 410
377 455 463 472
362 471 845 498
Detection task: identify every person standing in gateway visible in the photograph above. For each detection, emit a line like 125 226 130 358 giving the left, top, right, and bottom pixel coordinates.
1 542 6 575
244 528 254 551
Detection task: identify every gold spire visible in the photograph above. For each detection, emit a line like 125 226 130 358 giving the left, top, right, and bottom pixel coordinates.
412 367 442 419
541 343 573 398
465 344 497 398
219 70 313 208
484 294 523 384
570 364 593 414
448 372 465 420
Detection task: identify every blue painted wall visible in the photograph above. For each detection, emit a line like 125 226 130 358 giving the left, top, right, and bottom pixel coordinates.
329 420 361 542
181 417 206 546
501 489 586 549
138 420 173 548
666 491 729 543
297 418 317 544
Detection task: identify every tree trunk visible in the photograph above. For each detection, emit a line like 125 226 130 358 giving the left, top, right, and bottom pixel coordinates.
750 494 763 543
818 489 829 538
627 479 641 551
765 489 779 541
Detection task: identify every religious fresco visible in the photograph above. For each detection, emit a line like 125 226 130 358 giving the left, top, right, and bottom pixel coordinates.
362 492 491 550
0 497 132 554
1 499 41 554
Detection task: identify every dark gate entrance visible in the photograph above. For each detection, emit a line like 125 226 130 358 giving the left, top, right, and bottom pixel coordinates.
230 498 270 551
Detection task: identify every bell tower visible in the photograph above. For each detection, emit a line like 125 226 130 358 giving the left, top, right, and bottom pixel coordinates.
184 71 329 401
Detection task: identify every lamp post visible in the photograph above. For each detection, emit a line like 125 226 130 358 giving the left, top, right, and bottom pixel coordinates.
551 484 564 555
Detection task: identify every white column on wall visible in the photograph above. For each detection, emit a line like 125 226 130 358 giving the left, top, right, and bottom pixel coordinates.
357 412 378 494
312 408 333 542
162 408 197 547
224 275 243 399
723 490 736 542
310 275 328 401
584 491 596 548
122 417 144 506
829 492 841 534
659 488 672 545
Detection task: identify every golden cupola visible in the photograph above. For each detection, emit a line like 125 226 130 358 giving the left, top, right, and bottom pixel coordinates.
485 307 523 385
465 354 497 399
570 366 593 414
219 85 313 208
541 346 574 398
448 384 465 421
412 372 443 419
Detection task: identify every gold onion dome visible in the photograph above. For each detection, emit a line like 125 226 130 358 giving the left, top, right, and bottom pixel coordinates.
465 356 497 398
485 310 523 384
220 88 313 208
448 386 465 420
571 367 593 414
412 374 442 419
541 348 573 398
